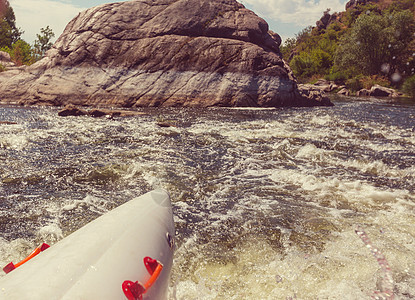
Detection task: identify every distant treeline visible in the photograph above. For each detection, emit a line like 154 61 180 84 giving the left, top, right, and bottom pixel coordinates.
280 0 415 97
0 0 54 67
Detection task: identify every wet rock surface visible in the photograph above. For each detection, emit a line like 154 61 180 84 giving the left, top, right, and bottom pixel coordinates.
58 105 145 117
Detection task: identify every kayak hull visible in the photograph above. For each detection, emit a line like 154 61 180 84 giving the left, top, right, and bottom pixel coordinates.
0 189 175 299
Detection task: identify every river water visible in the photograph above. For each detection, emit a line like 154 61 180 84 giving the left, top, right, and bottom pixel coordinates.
0 96 414 299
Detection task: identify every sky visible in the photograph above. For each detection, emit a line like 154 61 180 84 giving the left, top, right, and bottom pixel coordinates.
9 0 349 45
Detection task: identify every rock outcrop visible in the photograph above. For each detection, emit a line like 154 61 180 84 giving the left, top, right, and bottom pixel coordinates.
357 85 400 98
0 0 332 108
313 79 340 93
58 105 87 117
316 10 341 32
345 0 371 10
337 88 350 96
369 85 399 97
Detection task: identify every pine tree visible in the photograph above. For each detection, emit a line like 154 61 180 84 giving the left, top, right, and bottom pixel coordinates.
0 0 23 48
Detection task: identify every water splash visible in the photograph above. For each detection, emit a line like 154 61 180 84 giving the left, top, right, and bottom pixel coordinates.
1 100 414 298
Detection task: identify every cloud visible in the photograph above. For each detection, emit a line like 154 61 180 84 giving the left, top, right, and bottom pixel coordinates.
9 0 87 44
240 0 347 28
9 0 349 44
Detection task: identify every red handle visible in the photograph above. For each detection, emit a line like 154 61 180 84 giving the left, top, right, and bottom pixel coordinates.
144 262 163 291
122 256 163 300
3 243 50 274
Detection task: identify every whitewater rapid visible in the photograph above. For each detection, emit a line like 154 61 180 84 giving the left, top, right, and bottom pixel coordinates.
0 97 414 299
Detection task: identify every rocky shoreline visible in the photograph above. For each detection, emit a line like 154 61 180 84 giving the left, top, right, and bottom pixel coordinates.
304 79 402 98
0 0 332 108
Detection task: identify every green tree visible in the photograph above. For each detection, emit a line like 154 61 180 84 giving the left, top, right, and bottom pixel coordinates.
1 39 34 65
295 26 313 46
290 46 334 79
387 10 415 76
342 3 380 28
0 0 23 48
290 51 315 78
280 37 296 61
33 26 55 59
335 13 388 75
335 10 415 77
288 20 345 80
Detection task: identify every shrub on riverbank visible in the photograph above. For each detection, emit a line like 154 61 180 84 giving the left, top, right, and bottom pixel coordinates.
282 0 415 92
0 40 33 65
345 75 391 92
325 70 348 84
335 9 414 78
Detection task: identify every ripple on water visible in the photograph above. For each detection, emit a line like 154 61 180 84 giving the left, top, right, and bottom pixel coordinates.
0 101 414 298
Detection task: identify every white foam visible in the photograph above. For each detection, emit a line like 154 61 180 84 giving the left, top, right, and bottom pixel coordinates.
61 195 111 215
269 167 412 209
0 134 28 151
171 219 415 299
1 103 414 298
36 224 64 243
296 143 328 160
0 238 35 279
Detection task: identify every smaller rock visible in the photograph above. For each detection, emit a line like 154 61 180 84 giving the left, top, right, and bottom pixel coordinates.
316 10 340 31
370 85 399 98
312 79 339 92
316 11 331 30
297 84 334 106
58 106 146 118
356 85 400 98
112 110 146 117
356 89 371 97
89 109 108 118
0 51 16 68
337 88 350 96
58 105 87 117
0 51 11 63
157 122 176 128
314 79 330 86
0 121 17 125
89 109 145 118
329 83 339 91
346 0 369 10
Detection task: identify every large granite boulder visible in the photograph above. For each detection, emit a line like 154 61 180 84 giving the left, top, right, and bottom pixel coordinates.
0 0 332 107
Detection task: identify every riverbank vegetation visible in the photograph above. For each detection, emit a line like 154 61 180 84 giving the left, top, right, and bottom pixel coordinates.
0 0 54 68
281 0 415 97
